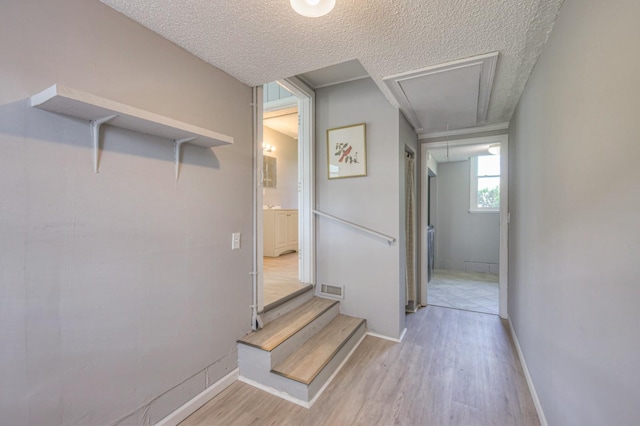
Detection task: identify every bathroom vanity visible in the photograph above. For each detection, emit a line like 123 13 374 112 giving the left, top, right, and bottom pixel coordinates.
263 209 298 257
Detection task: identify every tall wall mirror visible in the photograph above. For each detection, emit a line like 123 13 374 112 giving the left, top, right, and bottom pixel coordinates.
263 155 277 188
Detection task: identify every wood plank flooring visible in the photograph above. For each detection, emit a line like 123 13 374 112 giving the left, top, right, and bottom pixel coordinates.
272 315 365 384
183 306 540 426
237 297 338 351
264 253 307 307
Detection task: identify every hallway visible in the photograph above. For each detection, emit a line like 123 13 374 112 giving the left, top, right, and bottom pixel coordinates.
181 306 538 425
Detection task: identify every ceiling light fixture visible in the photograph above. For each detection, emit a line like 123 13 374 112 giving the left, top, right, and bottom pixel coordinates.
488 144 501 155
290 0 335 17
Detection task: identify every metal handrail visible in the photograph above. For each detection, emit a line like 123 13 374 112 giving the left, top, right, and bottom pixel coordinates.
313 209 396 246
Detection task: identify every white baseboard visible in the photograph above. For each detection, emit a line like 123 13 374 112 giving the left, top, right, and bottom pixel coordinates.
239 331 367 409
155 369 239 426
367 327 407 343
507 318 548 426
238 375 312 409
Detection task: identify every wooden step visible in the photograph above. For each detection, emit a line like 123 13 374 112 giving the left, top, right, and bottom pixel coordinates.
263 283 313 313
271 315 366 385
238 297 338 351
261 285 315 326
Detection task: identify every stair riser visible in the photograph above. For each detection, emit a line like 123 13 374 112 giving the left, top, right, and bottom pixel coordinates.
238 344 271 372
261 288 314 325
270 302 340 366
238 302 340 369
240 320 366 404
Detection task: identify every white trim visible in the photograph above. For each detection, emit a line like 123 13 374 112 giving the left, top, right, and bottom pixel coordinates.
238 376 312 409
263 97 298 113
469 155 501 213
253 77 315 321
239 332 366 409
499 137 509 319
384 51 499 81
422 134 506 149
508 318 548 426
383 52 499 132
155 369 239 426
279 77 316 285
419 148 430 307
399 327 407 342
418 122 509 139
300 74 370 90
366 327 407 343
252 86 265 322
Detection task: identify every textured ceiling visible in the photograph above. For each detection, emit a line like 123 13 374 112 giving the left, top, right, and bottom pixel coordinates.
100 0 563 125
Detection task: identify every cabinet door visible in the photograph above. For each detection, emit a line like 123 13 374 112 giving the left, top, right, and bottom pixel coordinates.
275 211 289 248
287 211 298 246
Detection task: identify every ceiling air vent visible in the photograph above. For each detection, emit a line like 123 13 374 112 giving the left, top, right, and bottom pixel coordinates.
320 284 344 299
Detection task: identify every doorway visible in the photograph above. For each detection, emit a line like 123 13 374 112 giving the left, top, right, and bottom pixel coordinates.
420 135 508 318
262 83 306 309
404 148 418 313
252 79 315 328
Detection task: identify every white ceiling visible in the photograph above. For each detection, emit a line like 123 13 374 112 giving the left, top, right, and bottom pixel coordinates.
100 0 563 133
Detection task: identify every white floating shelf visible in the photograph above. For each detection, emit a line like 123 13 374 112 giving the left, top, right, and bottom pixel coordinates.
30 84 233 179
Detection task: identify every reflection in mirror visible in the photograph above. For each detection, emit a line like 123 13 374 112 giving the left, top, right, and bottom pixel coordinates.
263 155 277 188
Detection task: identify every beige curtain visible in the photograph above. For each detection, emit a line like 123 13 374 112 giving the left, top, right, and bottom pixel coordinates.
405 154 416 307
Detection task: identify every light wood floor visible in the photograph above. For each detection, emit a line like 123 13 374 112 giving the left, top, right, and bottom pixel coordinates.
263 252 307 307
181 306 539 426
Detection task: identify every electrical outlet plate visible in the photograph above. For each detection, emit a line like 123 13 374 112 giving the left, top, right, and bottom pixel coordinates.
232 232 241 250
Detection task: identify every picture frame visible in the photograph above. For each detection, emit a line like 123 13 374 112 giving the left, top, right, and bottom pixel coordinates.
326 123 367 179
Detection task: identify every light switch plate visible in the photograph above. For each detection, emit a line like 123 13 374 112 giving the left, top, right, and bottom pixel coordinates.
232 232 241 250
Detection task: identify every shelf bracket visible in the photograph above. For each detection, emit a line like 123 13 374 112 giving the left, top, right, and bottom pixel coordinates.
91 115 117 173
174 137 197 182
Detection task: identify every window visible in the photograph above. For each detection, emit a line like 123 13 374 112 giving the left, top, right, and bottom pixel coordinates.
470 155 500 212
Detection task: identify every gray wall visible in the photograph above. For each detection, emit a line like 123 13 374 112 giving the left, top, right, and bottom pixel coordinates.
315 78 404 339
433 160 500 272
262 127 298 209
508 0 640 424
0 1 253 425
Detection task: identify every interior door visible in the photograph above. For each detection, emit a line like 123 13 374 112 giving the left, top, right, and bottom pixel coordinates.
278 78 315 285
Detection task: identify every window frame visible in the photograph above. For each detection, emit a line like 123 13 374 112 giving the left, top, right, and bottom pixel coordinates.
469 154 500 213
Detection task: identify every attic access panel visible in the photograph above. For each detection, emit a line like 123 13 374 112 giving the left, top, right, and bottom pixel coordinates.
383 52 498 134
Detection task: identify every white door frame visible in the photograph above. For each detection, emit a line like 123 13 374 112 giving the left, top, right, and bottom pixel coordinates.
252 85 265 329
420 134 509 319
252 78 315 328
278 77 316 286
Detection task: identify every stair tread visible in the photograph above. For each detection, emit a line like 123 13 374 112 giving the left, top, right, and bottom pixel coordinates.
238 297 338 351
271 314 366 385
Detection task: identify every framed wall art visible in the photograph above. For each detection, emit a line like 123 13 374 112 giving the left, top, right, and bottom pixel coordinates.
326 123 367 179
